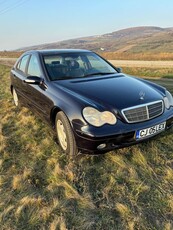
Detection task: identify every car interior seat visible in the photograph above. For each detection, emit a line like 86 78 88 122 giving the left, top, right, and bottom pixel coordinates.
67 60 84 77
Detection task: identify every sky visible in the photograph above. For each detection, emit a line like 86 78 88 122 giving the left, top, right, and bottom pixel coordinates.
0 0 173 51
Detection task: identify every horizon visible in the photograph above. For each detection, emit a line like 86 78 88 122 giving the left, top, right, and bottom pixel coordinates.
0 0 173 51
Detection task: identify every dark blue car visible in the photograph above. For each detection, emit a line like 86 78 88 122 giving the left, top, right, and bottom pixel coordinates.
10 49 173 155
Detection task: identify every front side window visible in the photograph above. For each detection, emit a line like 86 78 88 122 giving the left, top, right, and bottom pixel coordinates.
43 52 117 81
17 55 30 73
27 55 41 77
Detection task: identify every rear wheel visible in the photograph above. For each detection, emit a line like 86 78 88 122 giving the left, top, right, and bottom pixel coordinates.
12 87 19 106
55 111 78 157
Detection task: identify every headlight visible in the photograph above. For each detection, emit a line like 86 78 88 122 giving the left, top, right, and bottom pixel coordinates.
164 90 173 109
83 107 117 127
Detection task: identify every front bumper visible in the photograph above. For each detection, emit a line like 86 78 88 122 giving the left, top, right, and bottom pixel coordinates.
73 111 173 154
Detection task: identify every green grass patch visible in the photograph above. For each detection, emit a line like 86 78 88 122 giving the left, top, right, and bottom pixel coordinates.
0 64 173 229
123 67 173 79
162 74 173 79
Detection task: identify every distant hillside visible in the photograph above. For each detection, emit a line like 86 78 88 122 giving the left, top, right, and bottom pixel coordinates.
15 26 173 60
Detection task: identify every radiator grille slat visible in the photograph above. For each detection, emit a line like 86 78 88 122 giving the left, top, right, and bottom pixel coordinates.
122 101 164 123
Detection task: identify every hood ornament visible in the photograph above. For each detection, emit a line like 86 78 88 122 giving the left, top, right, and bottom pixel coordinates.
139 91 145 100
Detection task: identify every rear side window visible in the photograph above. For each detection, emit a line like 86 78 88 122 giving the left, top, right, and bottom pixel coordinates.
17 55 30 73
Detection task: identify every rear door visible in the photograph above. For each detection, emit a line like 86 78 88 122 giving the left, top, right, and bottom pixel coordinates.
11 54 30 103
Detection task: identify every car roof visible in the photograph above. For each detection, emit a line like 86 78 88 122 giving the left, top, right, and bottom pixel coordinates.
24 49 91 55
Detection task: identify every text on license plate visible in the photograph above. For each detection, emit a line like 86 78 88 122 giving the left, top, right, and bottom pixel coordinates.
136 122 166 139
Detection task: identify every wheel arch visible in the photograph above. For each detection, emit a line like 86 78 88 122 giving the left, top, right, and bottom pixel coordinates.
50 104 77 131
10 85 13 94
50 106 62 128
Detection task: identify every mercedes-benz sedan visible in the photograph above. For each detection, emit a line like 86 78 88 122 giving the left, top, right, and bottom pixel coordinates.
10 49 173 155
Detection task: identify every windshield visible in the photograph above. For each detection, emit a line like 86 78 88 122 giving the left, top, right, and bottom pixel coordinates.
42 52 117 80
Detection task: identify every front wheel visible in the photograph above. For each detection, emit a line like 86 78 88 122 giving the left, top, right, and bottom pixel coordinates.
55 111 78 157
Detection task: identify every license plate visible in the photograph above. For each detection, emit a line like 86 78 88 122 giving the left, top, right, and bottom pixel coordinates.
136 122 166 139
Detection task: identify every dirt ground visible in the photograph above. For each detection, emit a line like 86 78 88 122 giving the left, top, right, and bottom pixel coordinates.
109 60 173 68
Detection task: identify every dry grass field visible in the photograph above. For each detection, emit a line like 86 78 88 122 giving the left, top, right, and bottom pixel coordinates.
109 60 173 79
0 58 17 67
0 63 173 229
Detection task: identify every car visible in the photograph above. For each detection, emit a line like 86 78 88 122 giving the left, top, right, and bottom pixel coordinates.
10 49 173 156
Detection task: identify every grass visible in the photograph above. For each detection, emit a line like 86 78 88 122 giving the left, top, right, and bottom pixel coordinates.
123 67 173 79
0 51 22 58
0 64 173 229
102 52 173 61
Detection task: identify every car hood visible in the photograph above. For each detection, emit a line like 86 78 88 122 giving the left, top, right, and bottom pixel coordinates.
52 74 165 110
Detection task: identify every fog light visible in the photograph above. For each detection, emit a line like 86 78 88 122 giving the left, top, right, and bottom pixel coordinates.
97 143 106 150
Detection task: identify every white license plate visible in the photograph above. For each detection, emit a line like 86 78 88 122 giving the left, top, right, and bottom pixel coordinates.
136 122 166 139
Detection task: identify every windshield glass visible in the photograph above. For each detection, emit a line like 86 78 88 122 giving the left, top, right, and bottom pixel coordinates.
43 52 117 80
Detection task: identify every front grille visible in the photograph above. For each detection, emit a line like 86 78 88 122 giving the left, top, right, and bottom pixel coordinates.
122 100 164 123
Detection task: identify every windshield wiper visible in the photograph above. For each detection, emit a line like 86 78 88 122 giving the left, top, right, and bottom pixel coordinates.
84 72 116 78
52 76 78 81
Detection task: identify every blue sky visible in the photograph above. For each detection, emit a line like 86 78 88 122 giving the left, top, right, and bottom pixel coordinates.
0 0 173 51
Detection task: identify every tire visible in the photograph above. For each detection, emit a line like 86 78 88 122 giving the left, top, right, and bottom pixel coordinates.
55 111 78 157
12 87 19 106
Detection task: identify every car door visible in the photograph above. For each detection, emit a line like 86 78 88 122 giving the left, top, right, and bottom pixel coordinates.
24 53 53 120
11 54 30 103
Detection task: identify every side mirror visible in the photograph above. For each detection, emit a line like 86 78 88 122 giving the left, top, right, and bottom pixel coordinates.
116 67 122 73
24 76 42 85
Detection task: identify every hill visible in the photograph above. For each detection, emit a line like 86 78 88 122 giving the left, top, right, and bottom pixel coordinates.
16 26 173 60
